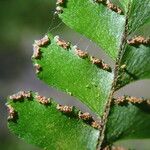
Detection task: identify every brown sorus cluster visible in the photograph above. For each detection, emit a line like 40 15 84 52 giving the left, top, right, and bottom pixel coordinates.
32 44 41 59
36 94 51 105
102 62 112 72
91 121 101 130
74 46 88 58
35 35 50 47
90 56 102 65
106 1 122 14
120 64 126 70
7 105 17 121
127 36 150 45
54 36 70 49
114 96 146 104
56 0 64 5
103 146 110 150
90 56 112 72
114 96 125 104
32 35 50 59
34 64 41 74
55 6 63 14
111 146 127 150
57 104 73 113
9 91 31 101
55 0 64 14
78 112 92 121
126 96 144 104
103 146 127 150
95 0 122 14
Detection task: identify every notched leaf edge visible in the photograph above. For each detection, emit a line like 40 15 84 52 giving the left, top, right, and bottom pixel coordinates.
114 96 150 105
55 0 123 15
94 0 123 14
127 36 150 46
32 34 112 73
7 91 102 130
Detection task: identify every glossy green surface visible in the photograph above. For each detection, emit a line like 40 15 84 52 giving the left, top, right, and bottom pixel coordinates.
128 0 150 34
59 0 126 59
33 35 114 117
59 0 150 88
116 0 150 89
105 103 150 144
8 93 100 150
8 0 150 149
117 44 150 89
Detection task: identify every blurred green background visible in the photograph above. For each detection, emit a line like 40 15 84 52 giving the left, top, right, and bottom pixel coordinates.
0 0 150 150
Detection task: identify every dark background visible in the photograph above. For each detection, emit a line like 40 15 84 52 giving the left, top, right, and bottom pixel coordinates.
0 0 150 149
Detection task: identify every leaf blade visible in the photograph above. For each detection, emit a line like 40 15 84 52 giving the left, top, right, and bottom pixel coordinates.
8 92 100 150
105 102 150 144
116 0 150 89
116 44 150 89
33 35 114 117
58 0 126 59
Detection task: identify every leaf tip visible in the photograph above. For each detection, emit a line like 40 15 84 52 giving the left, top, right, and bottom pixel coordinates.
32 35 50 59
35 35 50 47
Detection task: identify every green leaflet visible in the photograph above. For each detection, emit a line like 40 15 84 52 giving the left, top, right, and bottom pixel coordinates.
59 0 126 59
128 0 150 34
7 92 100 150
7 0 150 149
116 44 150 89
108 0 150 27
116 0 150 89
32 35 114 117
105 102 150 144
58 0 150 88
